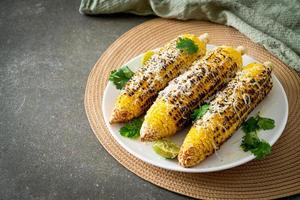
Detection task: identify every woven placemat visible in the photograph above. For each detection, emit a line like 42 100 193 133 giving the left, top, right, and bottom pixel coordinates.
84 19 300 199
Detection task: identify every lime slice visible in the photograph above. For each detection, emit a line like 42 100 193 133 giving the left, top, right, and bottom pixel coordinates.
152 140 180 159
142 50 154 65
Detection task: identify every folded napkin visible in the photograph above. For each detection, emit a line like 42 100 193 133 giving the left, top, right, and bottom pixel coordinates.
80 0 300 71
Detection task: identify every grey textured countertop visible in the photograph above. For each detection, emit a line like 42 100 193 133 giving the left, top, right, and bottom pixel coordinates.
0 0 190 199
0 1 298 200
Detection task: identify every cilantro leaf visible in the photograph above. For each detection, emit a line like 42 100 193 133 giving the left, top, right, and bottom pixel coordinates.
191 104 210 121
257 116 275 130
241 132 271 159
119 118 143 138
242 114 275 134
242 116 259 134
176 38 198 54
240 113 275 159
251 140 272 160
109 66 134 90
241 131 260 151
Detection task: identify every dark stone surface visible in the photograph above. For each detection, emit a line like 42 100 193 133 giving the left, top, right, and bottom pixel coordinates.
0 0 191 199
0 0 298 200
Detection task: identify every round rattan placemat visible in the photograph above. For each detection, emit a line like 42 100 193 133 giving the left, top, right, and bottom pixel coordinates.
84 19 300 199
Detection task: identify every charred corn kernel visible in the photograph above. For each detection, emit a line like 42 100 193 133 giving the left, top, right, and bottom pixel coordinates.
110 33 209 123
178 62 273 167
140 46 245 141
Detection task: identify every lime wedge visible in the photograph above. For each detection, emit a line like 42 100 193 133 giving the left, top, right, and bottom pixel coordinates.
142 50 154 65
152 140 180 159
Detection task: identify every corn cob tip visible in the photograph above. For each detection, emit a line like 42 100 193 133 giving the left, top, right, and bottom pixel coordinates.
199 33 209 44
263 61 273 69
110 109 132 124
140 123 160 142
178 147 200 168
109 114 120 124
236 46 247 55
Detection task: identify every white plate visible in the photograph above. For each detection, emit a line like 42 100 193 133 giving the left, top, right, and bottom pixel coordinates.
102 44 288 173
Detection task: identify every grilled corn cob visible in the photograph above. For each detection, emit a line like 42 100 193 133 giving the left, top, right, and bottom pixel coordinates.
140 46 246 141
178 62 273 167
110 33 209 123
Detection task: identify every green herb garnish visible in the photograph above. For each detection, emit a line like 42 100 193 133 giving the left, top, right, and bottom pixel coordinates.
109 66 134 90
242 114 275 134
240 113 275 159
191 104 210 121
241 131 261 151
241 132 272 160
119 118 143 138
242 116 259 133
250 140 272 160
257 117 275 130
176 38 198 54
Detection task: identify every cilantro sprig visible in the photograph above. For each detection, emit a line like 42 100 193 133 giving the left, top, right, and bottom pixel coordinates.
176 38 198 54
119 118 143 138
109 66 134 90
242 114 275 133
191 104 210 121
241 132 272 160
241 113 275 159
257 117 275 130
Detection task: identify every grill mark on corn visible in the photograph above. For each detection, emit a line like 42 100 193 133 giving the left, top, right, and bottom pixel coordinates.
157 47 242 128
179 63 273 167
112 34 207 123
